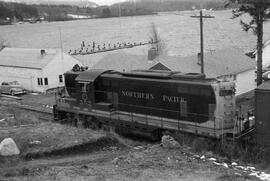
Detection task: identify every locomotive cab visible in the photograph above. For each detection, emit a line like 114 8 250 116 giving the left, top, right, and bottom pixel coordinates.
76 81 91 104
64 71 92 104
75 69 117 111
64 71 80 98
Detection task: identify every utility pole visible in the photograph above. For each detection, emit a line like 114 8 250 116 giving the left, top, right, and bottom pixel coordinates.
59 27 64 60
118 3 121 17
191 10 214 74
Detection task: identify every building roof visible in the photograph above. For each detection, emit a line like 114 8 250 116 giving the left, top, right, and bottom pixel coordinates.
0 48 60 69
256 81 270 91
151 48 256 78
90 48 255 78
92 52 156 72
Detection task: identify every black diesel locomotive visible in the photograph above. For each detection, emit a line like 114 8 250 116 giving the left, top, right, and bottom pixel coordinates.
54 69 245 139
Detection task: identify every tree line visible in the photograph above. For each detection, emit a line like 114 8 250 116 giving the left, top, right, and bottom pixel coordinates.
0 0 234 24
0 2 38 21
0 2 95 22
130 0 230 11
0 1 156 23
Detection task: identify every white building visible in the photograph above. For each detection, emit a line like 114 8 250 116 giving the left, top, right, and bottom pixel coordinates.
0 48 82 92
255 41 270 69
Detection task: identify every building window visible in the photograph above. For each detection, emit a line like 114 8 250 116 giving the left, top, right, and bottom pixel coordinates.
44 78 48 85
59 75 63 83
233 74 237 81
37 78 43 86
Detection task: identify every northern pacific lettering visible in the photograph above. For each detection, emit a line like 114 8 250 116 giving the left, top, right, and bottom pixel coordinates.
121 90 185 103
121 91 154 100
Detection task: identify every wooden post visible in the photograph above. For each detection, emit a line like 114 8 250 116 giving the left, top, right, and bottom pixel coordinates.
191 11 214 74
256 6 264 86
200 10 204 74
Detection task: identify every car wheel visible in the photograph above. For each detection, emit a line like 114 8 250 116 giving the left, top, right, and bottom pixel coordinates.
10 91 15 96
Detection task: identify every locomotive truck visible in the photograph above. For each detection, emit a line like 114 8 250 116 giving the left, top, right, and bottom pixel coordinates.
53 69 252 139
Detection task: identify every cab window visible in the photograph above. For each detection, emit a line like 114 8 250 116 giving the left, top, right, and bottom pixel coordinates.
219 89 234 96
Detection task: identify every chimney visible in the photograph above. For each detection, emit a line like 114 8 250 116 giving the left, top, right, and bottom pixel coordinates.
148 47 158 61
197 53 201 65
41 49 46 55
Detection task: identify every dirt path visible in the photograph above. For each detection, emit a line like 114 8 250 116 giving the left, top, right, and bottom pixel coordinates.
0 148 128 178
0 144 259 181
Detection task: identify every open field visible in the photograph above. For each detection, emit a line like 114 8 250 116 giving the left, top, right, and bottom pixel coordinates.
1 10 270 66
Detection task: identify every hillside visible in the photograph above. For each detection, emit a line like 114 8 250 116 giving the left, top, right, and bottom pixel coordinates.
98 0 228 18
0 0 156 22
121 0 228 11
0 0 233 24
0 0 98 8
0 1 93 22
0 1 38 23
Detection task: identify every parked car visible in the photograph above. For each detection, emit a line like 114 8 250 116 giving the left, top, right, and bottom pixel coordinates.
263 71 270 81
0 81 27 95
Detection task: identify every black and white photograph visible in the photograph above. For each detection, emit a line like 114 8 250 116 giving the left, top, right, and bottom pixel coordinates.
0 0 270 180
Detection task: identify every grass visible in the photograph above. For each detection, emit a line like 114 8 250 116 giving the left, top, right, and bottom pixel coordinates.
0 104 41 128
0 122 106 156
0 105 107 163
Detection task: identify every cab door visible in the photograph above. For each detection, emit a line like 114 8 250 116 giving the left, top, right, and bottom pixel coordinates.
78 82 91 104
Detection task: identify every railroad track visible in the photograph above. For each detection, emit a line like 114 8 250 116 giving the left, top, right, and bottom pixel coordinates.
39 114 54 121
0 124 37 131
13 104 54 121
0 100 53 117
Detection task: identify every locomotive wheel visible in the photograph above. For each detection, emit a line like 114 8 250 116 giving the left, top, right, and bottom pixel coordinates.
89 117 100 130
151 129 163 141
77 117 84 128
101 124 111 132
115 126 125 135
89 121 98 130
65 113 73 125
73 119 78 127
83 116 92 128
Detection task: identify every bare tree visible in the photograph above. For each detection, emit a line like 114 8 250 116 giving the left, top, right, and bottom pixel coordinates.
0 35 7 50
149 22 167 57
225 0 270 86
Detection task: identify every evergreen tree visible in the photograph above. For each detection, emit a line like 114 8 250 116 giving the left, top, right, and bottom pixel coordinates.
102 8 111 18
0 35 7 50
226 0 270 86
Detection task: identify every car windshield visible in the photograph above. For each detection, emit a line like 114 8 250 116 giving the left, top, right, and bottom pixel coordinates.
9 81 20 85
263 71 270 78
